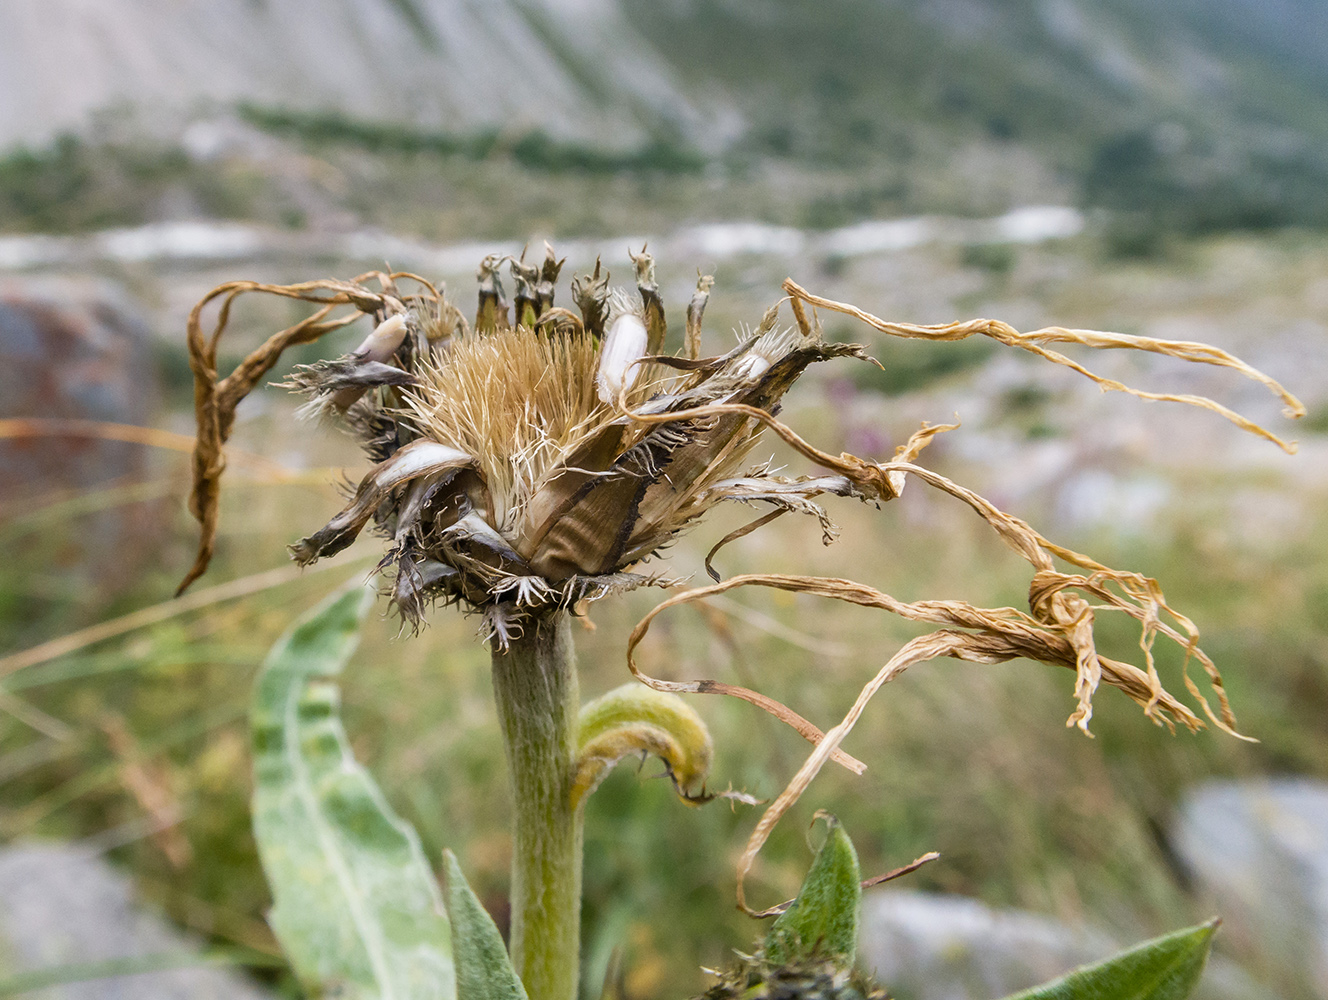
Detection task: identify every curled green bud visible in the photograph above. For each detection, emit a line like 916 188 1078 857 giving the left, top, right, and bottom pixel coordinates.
572 682 713 810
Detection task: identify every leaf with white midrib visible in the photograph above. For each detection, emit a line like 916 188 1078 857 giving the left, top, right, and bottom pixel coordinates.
251 584 454 1000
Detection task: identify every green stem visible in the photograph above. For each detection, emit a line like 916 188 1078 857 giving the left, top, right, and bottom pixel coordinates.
490 610 582 1000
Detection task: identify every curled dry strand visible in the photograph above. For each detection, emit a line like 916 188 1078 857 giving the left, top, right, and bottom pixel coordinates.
618 280 1300 916
178 273 433 594
783 279 1305 452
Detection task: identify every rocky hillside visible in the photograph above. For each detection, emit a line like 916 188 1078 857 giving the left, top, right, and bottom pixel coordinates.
0 0 738 153
5 0 1328 233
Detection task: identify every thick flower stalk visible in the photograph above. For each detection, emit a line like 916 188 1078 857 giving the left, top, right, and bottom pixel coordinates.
178 245 1302 994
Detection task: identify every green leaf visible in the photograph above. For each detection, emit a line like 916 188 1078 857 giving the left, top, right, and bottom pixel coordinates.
442 850 529 1000
251 584 454 1000
765 813 861 967
999 920 1218 1000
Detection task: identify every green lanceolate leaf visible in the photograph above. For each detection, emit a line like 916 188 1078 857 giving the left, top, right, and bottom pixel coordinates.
765 814 861 968
1000 920 1218 1000
442 850 529 1000
251 584 454 1000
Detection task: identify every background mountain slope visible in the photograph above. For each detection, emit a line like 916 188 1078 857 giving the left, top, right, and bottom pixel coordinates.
4 0 1328 234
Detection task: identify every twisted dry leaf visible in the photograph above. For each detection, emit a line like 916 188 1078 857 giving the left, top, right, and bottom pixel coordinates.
178 274 424 594
619 277 1301 914
783 279 1305 452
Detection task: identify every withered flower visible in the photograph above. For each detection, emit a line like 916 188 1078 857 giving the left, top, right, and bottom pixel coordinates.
179 244 1302 925
181 247 870 643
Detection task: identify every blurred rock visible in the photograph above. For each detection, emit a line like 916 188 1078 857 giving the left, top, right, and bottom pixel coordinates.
859 889 1278 1000
0 277 162 588
0 842 272 1000
1173 778 1328 999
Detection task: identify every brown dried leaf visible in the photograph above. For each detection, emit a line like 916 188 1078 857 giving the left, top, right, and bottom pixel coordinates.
783 279 1305 451
178 277 417 594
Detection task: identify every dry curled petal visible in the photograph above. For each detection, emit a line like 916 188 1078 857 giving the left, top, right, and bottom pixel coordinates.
620 276 1299 913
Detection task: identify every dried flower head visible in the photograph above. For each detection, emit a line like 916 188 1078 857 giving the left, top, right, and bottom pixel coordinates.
179 245 1302 910
180 248 869 640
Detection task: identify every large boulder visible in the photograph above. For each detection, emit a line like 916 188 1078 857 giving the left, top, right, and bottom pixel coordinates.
1173 778 1328 999
0 842 272 1000
0 277 163 591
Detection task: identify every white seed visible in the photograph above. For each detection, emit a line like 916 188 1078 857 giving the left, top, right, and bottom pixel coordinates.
376 440 472 489
330 314 411 411
596 312 649 404
354 313 409 363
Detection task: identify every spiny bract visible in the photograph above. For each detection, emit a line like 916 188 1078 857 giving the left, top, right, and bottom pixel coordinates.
694 955 889 1000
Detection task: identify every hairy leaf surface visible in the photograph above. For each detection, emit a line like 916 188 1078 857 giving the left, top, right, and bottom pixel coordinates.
252 585 454 999
765 814 861 966
443 850 528 1000
1001 920 1217 1000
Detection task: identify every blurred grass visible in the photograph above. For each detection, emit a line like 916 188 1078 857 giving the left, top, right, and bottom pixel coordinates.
238 105 705 176
1 240 1325 999
0 135 266 234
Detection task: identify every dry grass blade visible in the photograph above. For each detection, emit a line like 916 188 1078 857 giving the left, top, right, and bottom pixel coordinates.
783 279 1305 452
0 558 374 680
762 850 941 917
860 851 941 890
101 714 193 868
0 690 74 740
0 418 294 479
0 418 200 453
703 594 852 658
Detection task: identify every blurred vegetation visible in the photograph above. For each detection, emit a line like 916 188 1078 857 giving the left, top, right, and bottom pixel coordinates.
0 135 263 234
238 105 705 176
7 0 1328 244
625 0 1328 237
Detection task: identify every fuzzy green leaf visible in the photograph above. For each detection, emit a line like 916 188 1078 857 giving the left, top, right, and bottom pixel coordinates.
765 814 861 967
1000 920 1218 1000
251 584 454 999
442 851 529 1000
573 683 714 808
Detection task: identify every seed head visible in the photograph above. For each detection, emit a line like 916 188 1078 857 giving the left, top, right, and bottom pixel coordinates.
248 248 870 640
